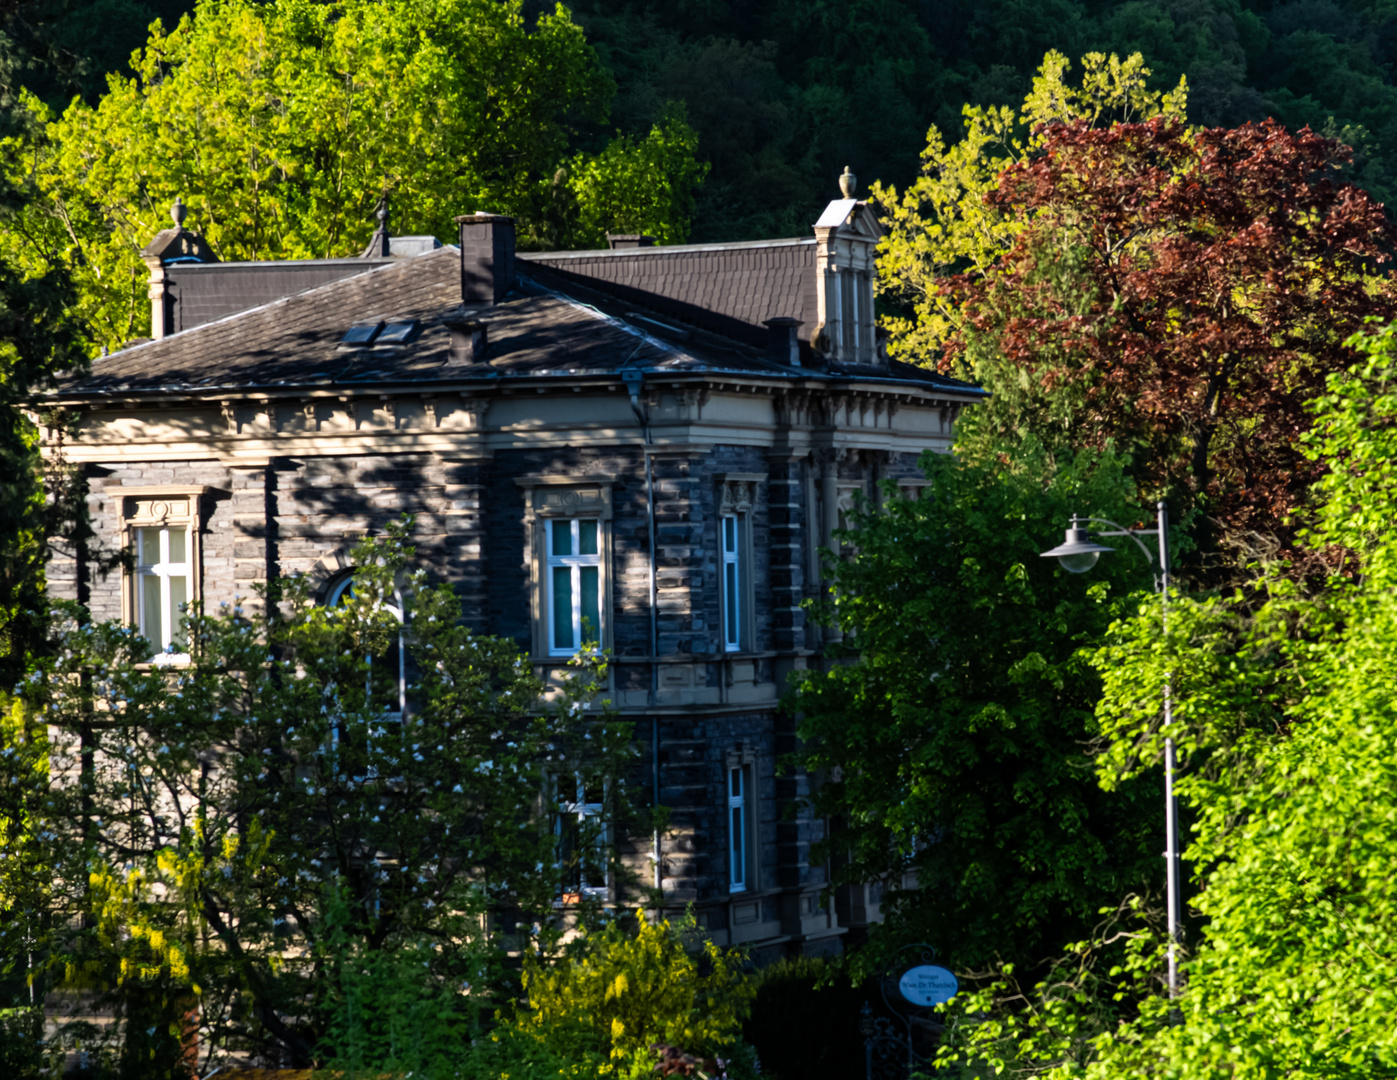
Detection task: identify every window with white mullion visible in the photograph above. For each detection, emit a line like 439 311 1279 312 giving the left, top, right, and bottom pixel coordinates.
556 775 609 897
135 525 190 657
547 518 602 656
721 514 742 652
729 765 749 892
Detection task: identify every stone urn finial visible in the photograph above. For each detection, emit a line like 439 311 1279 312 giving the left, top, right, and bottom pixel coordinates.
839 166 857 199
171 195 187 229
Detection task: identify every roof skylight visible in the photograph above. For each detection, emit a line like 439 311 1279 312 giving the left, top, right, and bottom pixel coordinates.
375 320 420 345
341 321 384 346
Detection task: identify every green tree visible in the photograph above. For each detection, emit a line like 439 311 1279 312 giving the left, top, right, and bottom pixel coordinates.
871 49 1188 366
3 522 638 1072
501 916 755 1078
932 320 1397 1077
941 113 1397 574
787 436 1165 971
0 16 87 689
1 0 705 352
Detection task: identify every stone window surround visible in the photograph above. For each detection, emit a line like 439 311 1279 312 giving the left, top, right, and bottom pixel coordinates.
117 486 208 663
725 744 759 896
516 475 615 660
717 473 764 654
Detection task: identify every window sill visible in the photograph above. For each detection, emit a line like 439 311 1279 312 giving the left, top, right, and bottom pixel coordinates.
556 889 609 907
135 654 191 671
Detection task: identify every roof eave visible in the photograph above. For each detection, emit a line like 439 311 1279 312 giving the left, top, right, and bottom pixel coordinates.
31 368 986 409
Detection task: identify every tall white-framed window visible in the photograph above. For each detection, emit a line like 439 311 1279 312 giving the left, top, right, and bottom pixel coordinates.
721 513 743 652
517 476 614 660
547 518 602 656
728 762 752 892
555 774 609 900
326 575 406 720
135 524 191 659
122 489 204 666
717 475 763 654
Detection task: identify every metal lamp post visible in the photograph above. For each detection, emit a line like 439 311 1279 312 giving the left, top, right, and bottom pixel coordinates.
1040 501 1182 1002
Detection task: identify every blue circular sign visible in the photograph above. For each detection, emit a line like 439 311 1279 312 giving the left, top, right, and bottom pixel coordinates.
897 964 958 1007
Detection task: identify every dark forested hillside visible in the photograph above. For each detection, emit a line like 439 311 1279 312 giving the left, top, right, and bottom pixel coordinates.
567 0 1397 239
7 0 1397 241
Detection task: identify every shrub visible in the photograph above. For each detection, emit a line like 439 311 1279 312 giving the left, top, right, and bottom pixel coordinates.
503 917 756 1077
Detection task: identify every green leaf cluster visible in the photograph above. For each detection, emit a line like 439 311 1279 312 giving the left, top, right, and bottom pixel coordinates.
787 438 1168 971
871 49 1187 366
0 518 639 1071
933 321 1397 1077
500 915 755 1078
0 0 707 352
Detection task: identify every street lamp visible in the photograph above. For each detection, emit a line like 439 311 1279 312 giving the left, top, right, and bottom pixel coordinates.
1040 501 1182 1002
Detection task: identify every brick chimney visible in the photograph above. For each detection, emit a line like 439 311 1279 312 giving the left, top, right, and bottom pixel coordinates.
455 213 516 306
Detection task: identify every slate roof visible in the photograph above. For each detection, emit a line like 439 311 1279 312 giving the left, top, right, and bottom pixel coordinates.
521 238 818 349
50 242 981 401
168 258 391 333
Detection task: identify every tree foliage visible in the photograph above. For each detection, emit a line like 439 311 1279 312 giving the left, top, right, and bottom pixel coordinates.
932 320 1397 1077
0 0 706 352
942 115 1397 568
872 50 1188 364
501 917 755 1078
16 0 1397 248
2 522 637 1072
786 438 1165 971
0 39 86 692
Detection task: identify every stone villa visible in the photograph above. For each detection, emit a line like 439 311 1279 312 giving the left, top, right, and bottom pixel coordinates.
38 178 981 960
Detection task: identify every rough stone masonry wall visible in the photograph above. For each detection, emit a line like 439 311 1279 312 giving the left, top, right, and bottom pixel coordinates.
61 436 836 954
63 460 239 620
269 453 488 621
766 455 807 653
656 708 777 906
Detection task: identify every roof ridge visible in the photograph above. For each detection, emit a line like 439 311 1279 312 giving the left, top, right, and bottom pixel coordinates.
520 237 814 261
97 245 460 363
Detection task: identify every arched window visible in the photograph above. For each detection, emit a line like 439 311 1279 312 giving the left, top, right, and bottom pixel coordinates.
326 575 406 720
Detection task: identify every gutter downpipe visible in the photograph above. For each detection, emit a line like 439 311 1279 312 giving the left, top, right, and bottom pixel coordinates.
622 370 662 894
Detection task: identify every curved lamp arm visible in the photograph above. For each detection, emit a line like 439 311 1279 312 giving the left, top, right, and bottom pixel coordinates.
1071 516 1159 564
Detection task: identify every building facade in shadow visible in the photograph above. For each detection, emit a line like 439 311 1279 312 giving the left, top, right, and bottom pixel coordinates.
39 181 982 962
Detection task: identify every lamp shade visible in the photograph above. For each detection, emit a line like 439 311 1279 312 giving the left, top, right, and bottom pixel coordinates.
1040 526 1114 574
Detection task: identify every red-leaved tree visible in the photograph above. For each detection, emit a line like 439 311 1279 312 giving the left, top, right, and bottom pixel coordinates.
943 116 1397 571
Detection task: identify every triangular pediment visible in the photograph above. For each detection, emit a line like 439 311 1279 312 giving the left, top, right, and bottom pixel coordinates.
842 202 884 241
812 199 883 241
140 227 218 265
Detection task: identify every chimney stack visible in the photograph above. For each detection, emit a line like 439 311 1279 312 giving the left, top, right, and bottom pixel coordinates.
444 318 488 365
606 233 656 249
764 317 801 368
455 213 516 306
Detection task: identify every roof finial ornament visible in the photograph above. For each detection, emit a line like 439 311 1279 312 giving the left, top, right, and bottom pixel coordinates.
171 195 187 229
839 166 857 199
360 192 391 258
